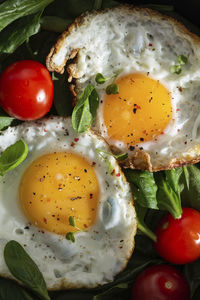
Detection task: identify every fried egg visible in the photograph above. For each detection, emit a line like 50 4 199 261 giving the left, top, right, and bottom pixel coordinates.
47 5 200 171
0 117 136 289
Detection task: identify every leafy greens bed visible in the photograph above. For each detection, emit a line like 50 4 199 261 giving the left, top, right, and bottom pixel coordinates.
0 0 200 299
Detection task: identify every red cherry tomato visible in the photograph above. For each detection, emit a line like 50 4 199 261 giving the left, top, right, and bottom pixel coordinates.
132 264 190 300
0 60 53 120
154 207 200 264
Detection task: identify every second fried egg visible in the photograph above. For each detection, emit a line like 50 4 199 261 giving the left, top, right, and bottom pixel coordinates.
47 5 200 171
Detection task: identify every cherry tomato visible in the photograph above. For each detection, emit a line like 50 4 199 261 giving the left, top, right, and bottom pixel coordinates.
0 60 53 120
132 264 190 300
154 207 200 264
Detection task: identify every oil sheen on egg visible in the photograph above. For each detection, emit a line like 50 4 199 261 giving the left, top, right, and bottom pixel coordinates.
0 117 136 289
47 5 200 171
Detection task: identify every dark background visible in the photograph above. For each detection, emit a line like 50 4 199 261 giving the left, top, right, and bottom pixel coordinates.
118 0 200 26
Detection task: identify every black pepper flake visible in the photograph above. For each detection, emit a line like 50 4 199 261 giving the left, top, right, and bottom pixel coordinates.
24 226 29 230
84 169 87 173
149 97 153 103
140 138 144 141
129 146 135 151
133 108 137 114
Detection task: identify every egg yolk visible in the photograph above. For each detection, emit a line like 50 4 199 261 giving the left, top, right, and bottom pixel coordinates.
19 152 99 235
103 73 172 145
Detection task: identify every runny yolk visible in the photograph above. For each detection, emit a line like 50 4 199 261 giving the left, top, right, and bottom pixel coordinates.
103 73 172 145
19 152 99 235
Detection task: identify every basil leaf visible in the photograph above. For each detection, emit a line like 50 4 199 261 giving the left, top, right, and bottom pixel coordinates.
124 169 158 209
0 139 28 176
182 166 190 190
0 0 53 32
0 116 14 130
154 172 182 219
0 12 41 54
72 84 99 133
165 168 182 199
4 241 50 300
106 83 119 95
0 278 32 300
66 232 75 243
113 152 128 161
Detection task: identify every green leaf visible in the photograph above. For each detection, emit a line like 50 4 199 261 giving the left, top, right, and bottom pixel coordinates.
134 202 157 242
0 12 41 54
93 0 102 10
177 54 188 65
41 16 72 33
4 240 50 300
124 169 158 209
93 283 128 300
0 0 54 32
95 73 108 84
106 83 119 95
165 168 182 199
170 65 182 74
181 164 200 210
96 148 128 161
0 278 32 300
66 232 75 243
0 116 14 130
0 139 28 176
154 172 182 219
182 166 190 190
72 84 99 133
69 216 75 227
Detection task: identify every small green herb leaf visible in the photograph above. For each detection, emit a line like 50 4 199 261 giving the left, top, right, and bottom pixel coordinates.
4 240 50 300
0 116 14 130
72 84 99 133
106 83 119 95
170 65 182 74
177 54 188 65
0 139 28 176
96 148 128 161
66 232 75 243
69 216 75 227
95 73 109 84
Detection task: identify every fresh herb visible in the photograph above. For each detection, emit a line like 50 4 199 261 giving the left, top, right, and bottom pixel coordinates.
66 232 75 243
93 0 103 10
96 148 114 173
170 54 188 74
105 83 119 95
95 73 109 84
0 0 54 31
69 216 76 227
0 116 14 130
0 139 28 176
72 84 99 133
4 240 50 300
96 148 128 161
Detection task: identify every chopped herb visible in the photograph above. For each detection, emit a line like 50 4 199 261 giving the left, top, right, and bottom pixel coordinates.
69 216 75 227
66 232 75 243
96 148 128 161
170 54 188 75
106 83 119 95
95 73 109 84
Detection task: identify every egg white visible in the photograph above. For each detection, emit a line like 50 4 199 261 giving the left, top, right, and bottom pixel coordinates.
0 117 136 289
47 5 200 170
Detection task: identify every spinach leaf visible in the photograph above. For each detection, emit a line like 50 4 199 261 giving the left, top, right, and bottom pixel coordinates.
0 116 14 130
0 12 41 54
124 169 158 209
0 139 28 176
93 283 128 300
72 84 99 133
154 171 182 219
0 278 33 300
181 164 200 210
184 259 200 298
0 0 53 31
4 241 50 300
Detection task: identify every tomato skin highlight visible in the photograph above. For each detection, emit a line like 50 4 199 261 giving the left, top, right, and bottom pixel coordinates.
132 265 190 300
154 207 200 264
0 60 53 120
